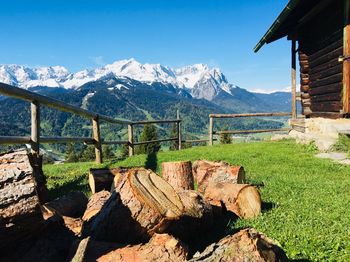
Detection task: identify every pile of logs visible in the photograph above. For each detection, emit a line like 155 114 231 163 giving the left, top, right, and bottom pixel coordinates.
0 150 287 261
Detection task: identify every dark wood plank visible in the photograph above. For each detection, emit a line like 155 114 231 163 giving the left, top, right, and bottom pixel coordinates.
309 73 343 89
309 83 342 96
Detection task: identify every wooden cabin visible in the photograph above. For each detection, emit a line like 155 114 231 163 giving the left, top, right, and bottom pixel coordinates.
255 0 350 120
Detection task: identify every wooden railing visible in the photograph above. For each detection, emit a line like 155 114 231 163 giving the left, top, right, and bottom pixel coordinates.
0 83 182 163
208 112 292 145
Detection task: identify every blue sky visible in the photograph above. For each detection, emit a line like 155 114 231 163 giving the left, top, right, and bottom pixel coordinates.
0 0 290 92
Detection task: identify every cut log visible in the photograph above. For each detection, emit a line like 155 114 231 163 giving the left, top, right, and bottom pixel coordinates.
109 167 130 192
204 183 261 219
168 190 213 240
162 161 194 192
0 150 46 252
89 168 129 194
70 234 188 262
82 191 111 222
192 160 245 194
43 191 88 218
82 168 184 243
190 228 288 262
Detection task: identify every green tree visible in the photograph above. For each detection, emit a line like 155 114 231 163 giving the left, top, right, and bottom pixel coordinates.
220 126 232 144
169 123 178 151
79 145 96 162
137 124 160 154
66 143 79 162
120 144 129 159
102 145 115 159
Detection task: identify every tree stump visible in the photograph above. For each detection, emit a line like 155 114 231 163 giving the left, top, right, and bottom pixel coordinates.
192 160 245 193
82 168 184 243
89 168 130 194
71 234 188 262
43 191 88 218
82 191 111 222
162 161 194 192
0 150 46 252
168 190 213 240
190 228 288 262
204 183 261 219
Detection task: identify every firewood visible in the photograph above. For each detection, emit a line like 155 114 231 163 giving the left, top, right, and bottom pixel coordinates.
71 234 188 262
43 191 88 218
109 167 130 192
204 183 261 219
0 150 46 252
82 168 184 243
82 191 111 221
162 161 194 192
192 160 245 193
190 228 288 262
168 190 213 240
89 168 129 194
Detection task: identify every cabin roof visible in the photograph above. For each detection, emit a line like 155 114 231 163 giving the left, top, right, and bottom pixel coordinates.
254 0 330 53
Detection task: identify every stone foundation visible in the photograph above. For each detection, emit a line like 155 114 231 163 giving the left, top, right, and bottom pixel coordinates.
288 118 350 151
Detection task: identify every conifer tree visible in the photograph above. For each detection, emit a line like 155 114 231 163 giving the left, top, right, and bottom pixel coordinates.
138 124 160 154
169 123 178 151
66 143 79 162
220 125 232 144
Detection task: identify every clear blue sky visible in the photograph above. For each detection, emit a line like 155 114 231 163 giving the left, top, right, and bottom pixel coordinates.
0 0 291 92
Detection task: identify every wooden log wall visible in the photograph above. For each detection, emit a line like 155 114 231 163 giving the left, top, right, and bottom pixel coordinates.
297 0 344 118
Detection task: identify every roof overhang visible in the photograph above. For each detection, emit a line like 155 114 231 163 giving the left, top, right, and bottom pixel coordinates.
254 0 333 53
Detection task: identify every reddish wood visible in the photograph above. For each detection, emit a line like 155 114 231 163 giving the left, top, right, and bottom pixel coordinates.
343 23 350 113
204 183 261 219
309 82 342 95
311 101 342 112
190 228 288 262
71 234 188 262
82 191 111 222
82 168 184 243
192 160 245 194
309 73 343 89
162 161 194 192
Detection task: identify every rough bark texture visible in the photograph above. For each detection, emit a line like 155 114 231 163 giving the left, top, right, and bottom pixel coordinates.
82 168 184 243
71 234 188 262
43 191 88 218
192 160 245 194
109 167 131 192
82 190 111 222
190 228 288 262
0 150 46 252
162 161 194 192
169 190 213 241
204 183 261 219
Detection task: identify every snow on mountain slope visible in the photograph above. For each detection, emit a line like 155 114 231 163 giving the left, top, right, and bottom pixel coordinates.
0 58 263 101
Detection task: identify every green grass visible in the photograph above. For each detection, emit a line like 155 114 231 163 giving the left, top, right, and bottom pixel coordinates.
44 140 350 261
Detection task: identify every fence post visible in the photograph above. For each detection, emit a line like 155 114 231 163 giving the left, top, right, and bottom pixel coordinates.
92 115 102 164
209 116 214 146
177 110 182 150
31 101 40 155
128 124 134 156
291 37 297 119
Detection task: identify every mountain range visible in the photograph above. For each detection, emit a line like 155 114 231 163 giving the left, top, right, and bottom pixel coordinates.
0 59 291 149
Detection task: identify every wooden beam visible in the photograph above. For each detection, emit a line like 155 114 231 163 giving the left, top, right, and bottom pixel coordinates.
209 117 214 146
128 124 134 157
209 112 292 118
132 137 178 146
40 137 94 144
177 110 182 150
101 140 129 145
0 136 31 145
343 0 350 114
31 101 40 155
215 128 291 135
291 38 297 119
131 119 180 125
92 116 102 164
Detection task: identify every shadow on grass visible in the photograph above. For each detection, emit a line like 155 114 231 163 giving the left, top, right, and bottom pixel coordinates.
48 175 89 200
261 202 276 213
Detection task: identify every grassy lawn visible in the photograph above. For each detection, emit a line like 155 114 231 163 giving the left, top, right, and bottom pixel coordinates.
44 140 350 261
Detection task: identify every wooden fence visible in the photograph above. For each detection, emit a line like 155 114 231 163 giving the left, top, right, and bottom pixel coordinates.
208 112 292 145
0 83 183 163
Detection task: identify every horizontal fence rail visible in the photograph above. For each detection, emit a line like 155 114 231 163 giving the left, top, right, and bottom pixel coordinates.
209 112 292 145
0 83 183 163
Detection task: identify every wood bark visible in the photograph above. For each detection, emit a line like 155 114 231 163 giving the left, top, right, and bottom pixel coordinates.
190 228 288 262
70 234 188 262
192 160 245 194
43 191 88 218
204 183 261 219
0 150 46 251
82 168 184 243
168 190 213 240
162 161 194 192
82 191 111 222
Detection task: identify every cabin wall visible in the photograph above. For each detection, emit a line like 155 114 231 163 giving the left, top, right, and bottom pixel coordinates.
298 0 344 119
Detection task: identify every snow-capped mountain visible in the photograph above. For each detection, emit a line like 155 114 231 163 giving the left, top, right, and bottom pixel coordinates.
0 59 239 101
